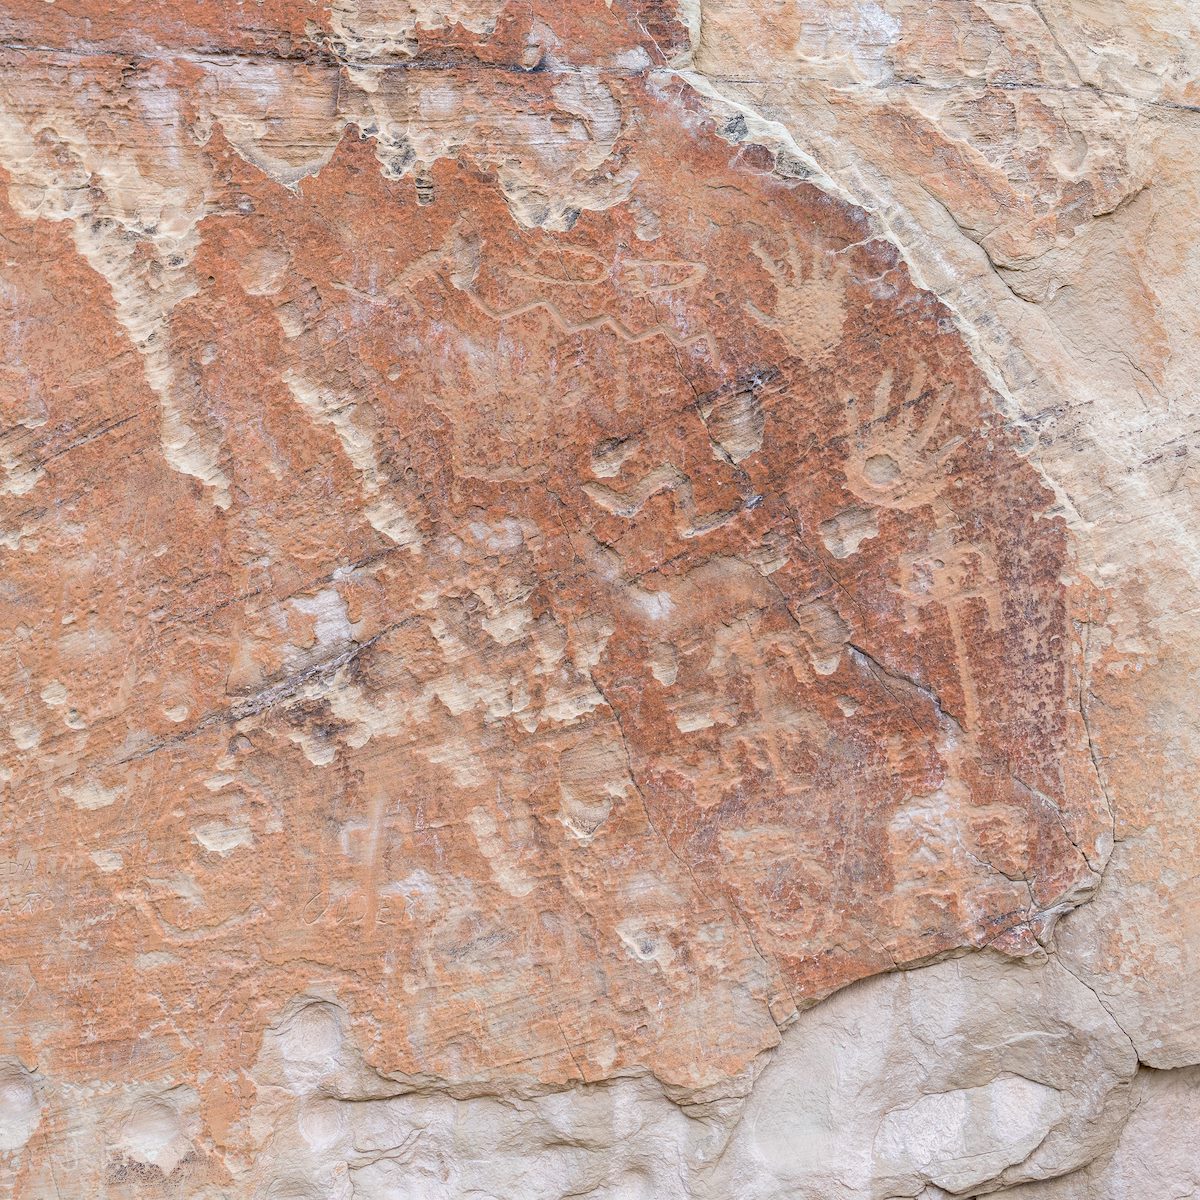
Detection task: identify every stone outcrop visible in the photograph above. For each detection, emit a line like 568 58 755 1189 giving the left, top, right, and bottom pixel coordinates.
0 0 1195 1196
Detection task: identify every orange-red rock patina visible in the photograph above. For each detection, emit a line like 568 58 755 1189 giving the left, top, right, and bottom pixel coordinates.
0 1 1110 1189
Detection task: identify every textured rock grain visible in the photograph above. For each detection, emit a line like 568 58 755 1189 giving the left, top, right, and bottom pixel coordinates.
0 0 1196 1196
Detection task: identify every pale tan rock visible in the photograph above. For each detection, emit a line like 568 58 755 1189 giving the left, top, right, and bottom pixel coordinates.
0 1062 40 1155
988 1064 1200 1200
713 953 1137 1198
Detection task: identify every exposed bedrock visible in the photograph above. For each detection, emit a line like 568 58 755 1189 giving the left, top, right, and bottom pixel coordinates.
0 0 1195 1195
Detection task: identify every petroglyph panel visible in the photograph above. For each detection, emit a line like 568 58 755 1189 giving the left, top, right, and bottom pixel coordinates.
0 0 1158 1193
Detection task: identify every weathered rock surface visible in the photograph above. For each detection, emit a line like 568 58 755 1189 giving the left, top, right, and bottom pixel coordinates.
688 0 1200 1072
0 0 1195 1196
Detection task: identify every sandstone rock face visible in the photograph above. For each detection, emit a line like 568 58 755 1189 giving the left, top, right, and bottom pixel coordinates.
0 0 1195 1197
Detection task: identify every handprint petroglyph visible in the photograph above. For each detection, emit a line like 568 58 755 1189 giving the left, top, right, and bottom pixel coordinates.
843 363 965 511
745 231 846 360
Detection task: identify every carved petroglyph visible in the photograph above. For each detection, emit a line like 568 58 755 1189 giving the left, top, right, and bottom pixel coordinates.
0 14 1112 1194
898 526 1004 733
842 363 964 512
746 231 847 360
0 54 643 508
583 463 743 538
